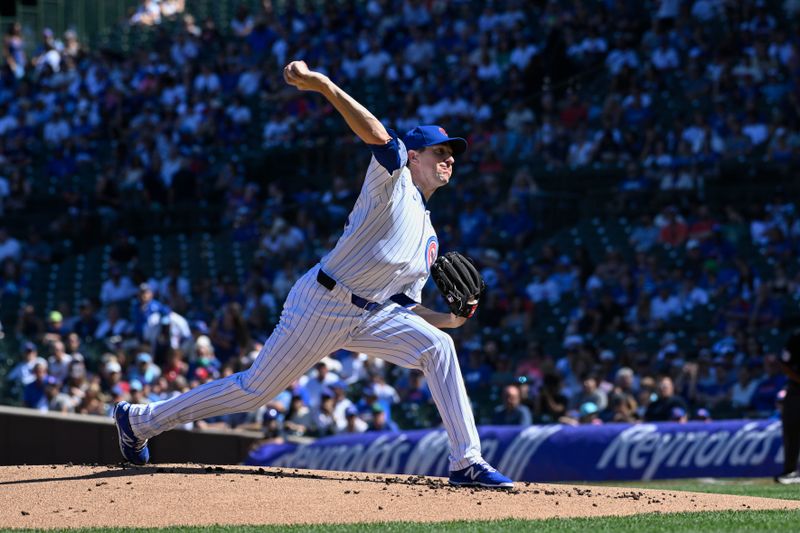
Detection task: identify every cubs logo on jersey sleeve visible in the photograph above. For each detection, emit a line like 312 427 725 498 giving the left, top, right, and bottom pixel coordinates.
426 236 438 273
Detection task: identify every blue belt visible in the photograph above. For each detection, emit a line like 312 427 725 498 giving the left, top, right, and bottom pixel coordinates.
317 270 380 311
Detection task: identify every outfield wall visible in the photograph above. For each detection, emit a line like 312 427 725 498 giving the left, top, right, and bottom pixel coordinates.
0 406 260 465
247 420 786 481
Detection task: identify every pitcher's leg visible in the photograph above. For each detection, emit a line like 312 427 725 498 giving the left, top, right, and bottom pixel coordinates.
127 274 351 441
343 307 481 470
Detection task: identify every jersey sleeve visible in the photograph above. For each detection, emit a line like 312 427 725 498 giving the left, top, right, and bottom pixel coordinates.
363 129 408 200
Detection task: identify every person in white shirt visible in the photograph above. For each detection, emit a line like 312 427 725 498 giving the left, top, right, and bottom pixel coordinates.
768 30 795 66
510 38 538 70
581 31 608 56
230 5 254 37
336 350 370 385
361 40 392 78
7 342 47 388
681 114 707 153
158 263 190 300
94 304 131 339
606 37 639 75
100 267 137 305
43 109 71 145
144 311 191 352
368 373 401 405
0 106 19 135
680 278 709 310
130 0 161 25
0 227 22 263
742 113 769 145
304 361 341 410
341 48 363 79
386 51 415 83
691 0 725 21
567 127 596 168
193 65 220 93
526 268 560 304
0 174 9 214
476 51 502 81
651 41 680 71
434 94 470 120
47 340 73 384
237 66 261 96
262 112 293 148
650 286 682 322
226 96 252 125
730 366 759 412
404 29 435 67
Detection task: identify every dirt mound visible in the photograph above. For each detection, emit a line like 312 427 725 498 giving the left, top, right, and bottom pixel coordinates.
1 464 797 528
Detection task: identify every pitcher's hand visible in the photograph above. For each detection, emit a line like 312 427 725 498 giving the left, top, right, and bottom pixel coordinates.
283 60 328 92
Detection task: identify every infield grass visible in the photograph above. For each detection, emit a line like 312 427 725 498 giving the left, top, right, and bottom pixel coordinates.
5 510 800 532
601 477 800 501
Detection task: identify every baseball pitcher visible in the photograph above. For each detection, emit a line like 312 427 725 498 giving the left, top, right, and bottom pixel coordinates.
114 61 513 488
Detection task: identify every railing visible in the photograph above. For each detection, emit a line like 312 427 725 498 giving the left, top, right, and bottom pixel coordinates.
1 0 139 54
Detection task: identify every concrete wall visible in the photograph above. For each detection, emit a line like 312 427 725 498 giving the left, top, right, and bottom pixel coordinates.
0 406 260 465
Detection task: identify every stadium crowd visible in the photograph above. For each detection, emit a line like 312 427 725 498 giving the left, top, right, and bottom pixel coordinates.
2 0 800 438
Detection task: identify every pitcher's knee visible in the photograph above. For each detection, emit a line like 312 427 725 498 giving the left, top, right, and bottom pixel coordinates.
237 368 272 402
423 330 457 367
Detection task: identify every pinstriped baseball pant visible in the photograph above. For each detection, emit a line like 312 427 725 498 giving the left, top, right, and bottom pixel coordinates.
127 264 482 471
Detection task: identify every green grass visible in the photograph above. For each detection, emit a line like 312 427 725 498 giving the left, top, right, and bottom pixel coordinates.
599 477 800 502
5 511 800 533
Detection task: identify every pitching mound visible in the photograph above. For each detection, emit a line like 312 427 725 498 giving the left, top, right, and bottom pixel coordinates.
1 464 798 528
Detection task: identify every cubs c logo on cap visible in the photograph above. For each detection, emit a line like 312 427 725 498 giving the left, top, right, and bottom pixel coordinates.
439 127 448 136
426 236 438 273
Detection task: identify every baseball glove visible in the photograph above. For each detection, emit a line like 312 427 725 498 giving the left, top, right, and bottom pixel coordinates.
431 252 485 318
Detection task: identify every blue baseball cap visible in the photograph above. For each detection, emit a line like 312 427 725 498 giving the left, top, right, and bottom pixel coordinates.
263 407 280 422
403 125 467 156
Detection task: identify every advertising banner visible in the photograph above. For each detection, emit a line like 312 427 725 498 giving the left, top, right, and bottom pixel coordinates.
246 420 785 481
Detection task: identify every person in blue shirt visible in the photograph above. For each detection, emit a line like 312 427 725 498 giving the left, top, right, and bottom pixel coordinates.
751 355 788 415
368 403 399 432
23 362 52 411
131 283 170 338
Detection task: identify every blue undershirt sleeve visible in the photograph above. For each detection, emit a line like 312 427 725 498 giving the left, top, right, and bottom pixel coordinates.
367 128 407 174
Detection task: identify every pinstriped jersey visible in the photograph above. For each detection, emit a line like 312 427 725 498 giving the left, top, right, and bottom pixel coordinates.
319 138 437 304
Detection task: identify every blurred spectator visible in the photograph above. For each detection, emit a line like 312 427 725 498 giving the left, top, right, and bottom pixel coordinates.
257 407 284 444
127 352 162 385
94 304 131 340
0 227 21 263
284 394 313 436
72 299 99 341
23 362 51 410
47 340 72 384
751 355 788 415
338 404 365 433
304 361 340 410
368 402 399 432
3 22 25 79
645 376 688 422
572 374 608 411
7 342 46 392
210 302 250 363
492 384 532 426
311 389 337 437
730 365 759 414
537 373 568 423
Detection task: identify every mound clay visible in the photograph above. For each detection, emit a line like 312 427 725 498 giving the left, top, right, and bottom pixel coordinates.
1 464 798 528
